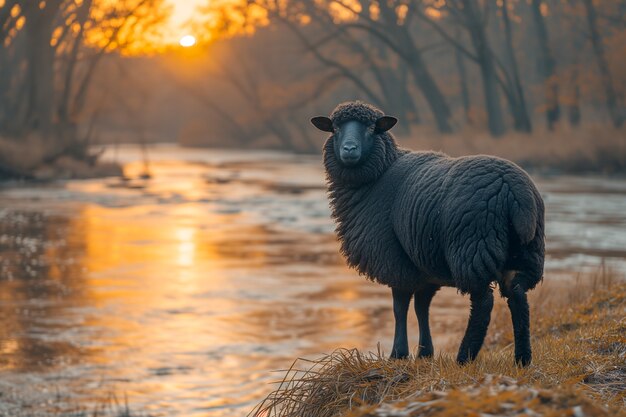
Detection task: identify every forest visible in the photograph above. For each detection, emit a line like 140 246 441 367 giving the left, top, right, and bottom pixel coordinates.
0 0 625 176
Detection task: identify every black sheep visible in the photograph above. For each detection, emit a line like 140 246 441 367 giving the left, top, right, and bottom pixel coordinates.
311 101 545 366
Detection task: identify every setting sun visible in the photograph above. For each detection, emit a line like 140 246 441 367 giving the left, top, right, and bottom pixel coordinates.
179 35 196 47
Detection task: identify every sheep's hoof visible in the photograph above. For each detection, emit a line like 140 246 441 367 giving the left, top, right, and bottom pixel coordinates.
389 351 409 360
417 348 433 359
515 352 532 367
456 352 474 365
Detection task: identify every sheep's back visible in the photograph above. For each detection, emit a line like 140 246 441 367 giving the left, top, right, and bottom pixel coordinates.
391 153 544 293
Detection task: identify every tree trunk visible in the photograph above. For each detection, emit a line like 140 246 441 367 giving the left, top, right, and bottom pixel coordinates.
478 56 506 137
530 0 560 130
373 45 419 133
23 0 62 136
0 33 29 135
341 29 415 128
463 0 506 137
377 2 452 133
582 0 624 128
352 4 418 127
397 31 451 133
397 61 420 125
501 0 532 132
0 40 12 131
568 67 581 126
58 0 93 133
454 28 472 126
408 54 453 133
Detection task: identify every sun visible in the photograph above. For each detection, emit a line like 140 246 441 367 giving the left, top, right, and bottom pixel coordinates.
179 35 196 47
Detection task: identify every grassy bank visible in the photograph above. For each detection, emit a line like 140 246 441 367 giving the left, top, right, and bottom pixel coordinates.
252 279 626 417
399 124 626 176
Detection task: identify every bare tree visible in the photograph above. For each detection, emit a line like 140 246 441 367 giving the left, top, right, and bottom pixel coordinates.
529 0 560 130
259 0 454 132
22 0 64 135
500 0 532 132
454 27 472 125
0 0 166 149
582 0 624 127
180 0 626 144
419 1 506 136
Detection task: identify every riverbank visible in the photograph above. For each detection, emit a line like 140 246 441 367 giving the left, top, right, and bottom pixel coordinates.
177 124 626 176
253 279 626 417
0 148 624 416
2 277 623 417
0 135 122 181
2 124 625 180
397 124 626 176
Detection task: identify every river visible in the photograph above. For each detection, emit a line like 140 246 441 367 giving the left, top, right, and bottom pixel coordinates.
0 145 625 416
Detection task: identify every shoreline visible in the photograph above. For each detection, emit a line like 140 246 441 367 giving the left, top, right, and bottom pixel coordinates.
253 280 626 417
2 135 626 181
2 277 622 416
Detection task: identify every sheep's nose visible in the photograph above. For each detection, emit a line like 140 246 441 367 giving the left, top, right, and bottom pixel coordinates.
342 144 357 153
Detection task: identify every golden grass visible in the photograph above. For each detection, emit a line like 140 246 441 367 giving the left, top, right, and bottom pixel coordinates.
251 277 626 417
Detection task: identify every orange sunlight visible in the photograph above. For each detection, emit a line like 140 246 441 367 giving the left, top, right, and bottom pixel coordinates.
179 34 197 47
168 0 205 44
80 0 265 54
84 0 205 53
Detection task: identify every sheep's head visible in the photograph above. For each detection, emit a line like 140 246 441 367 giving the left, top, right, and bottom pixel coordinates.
311 116 397 167
312 101 401 187
311 101 397 167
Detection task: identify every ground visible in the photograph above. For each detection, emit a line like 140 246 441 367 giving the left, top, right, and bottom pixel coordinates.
253 279 626 417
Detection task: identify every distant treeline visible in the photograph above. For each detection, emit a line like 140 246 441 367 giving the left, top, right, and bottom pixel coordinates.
0 0 625 158
180 0 626 150
0 0 165 174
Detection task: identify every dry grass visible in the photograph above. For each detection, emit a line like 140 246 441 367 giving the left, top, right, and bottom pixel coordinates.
398 124 626 175
251 276 626 417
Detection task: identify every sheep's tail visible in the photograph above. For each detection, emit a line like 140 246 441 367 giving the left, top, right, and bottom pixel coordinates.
507 181 540 245
505 178 545 293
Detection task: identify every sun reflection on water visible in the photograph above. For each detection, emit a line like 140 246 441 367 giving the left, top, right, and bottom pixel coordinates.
175 227 196 268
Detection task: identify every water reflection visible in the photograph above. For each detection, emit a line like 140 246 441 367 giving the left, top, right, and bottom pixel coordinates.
0 146 625 416
0 212 91 373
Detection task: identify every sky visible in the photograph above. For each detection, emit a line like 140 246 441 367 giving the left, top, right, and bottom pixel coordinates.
169 0 206 29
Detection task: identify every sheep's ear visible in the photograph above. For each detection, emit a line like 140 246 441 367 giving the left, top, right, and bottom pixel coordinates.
375 116 398 133
311 116 334 132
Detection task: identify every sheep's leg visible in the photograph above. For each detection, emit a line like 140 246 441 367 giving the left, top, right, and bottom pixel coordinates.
414 284 439 358
390 288 412 359
456 287 494 364
506 283 532 366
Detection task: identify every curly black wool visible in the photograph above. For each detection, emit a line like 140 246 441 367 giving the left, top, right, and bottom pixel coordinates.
316 100 545 365
321 101 545 295
329 100 384 126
